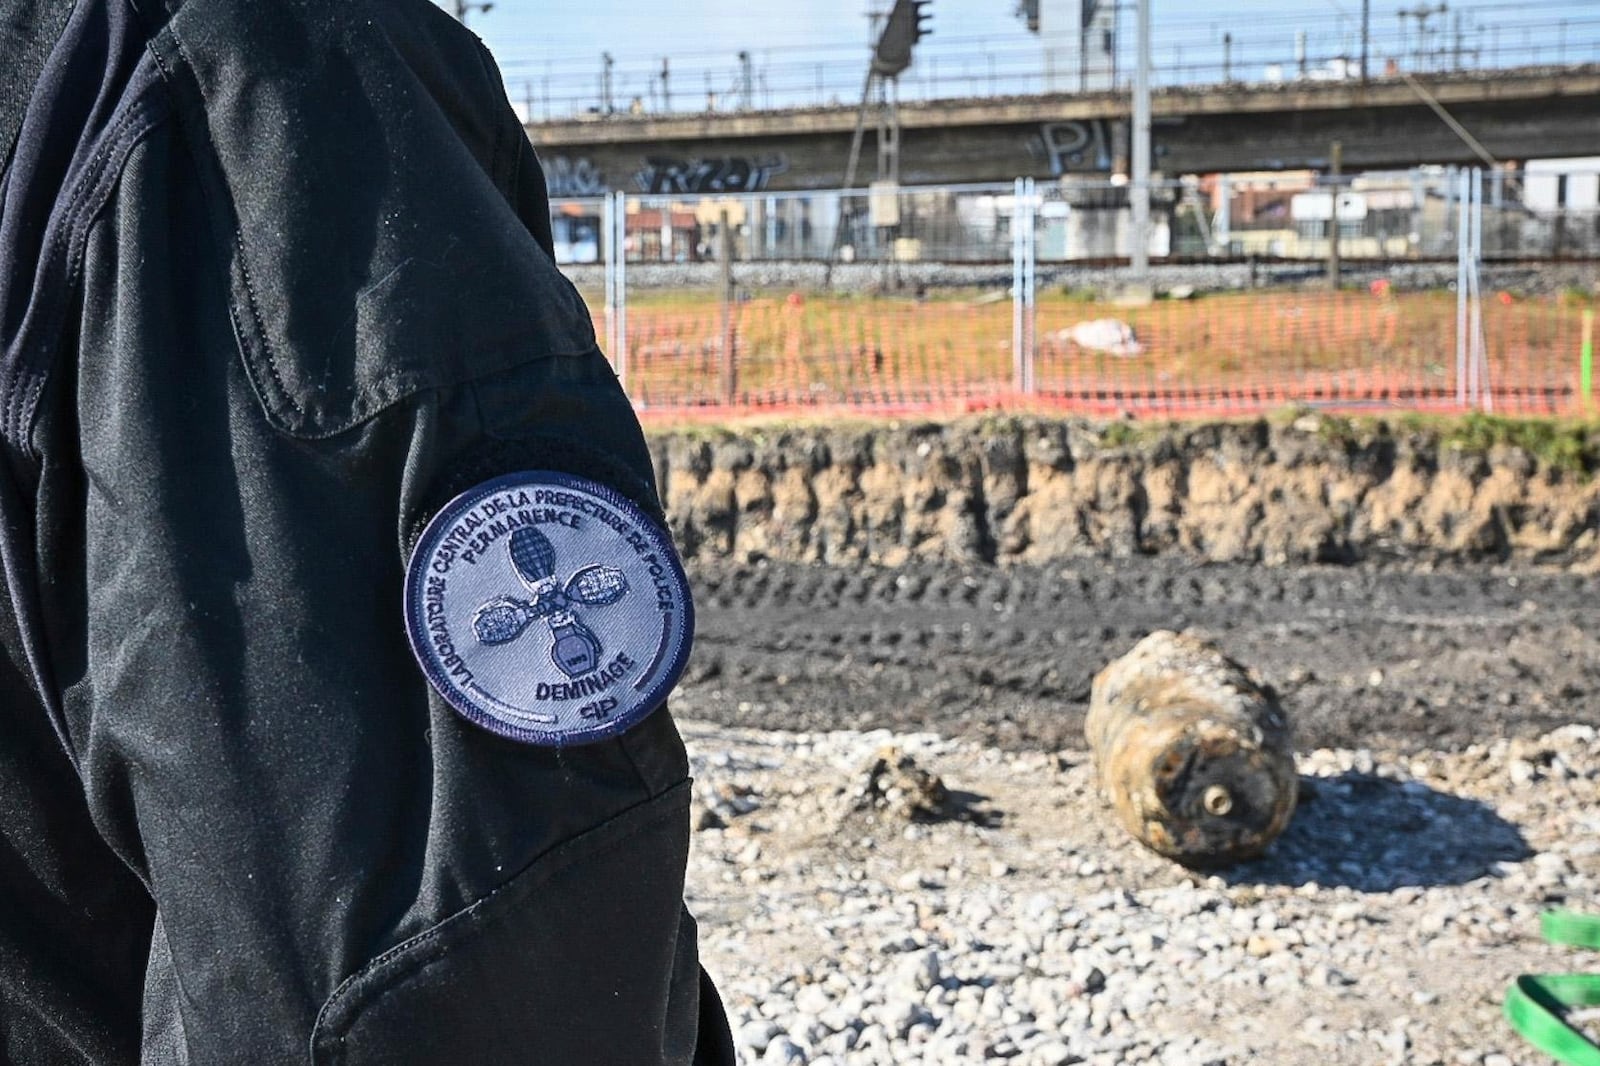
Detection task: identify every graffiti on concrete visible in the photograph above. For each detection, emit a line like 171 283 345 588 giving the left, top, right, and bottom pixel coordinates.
634 155 790 195
1034 120 1114 175
546 156 608 197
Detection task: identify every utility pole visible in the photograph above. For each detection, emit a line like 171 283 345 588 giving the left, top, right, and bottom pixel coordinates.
660 58 672 113
1360 0 1370 80
600 52 615 115
1399 4 1448 70
1223 32 1233 83
1079 0 1094 94
738 51 754 111
1130 0 1152 286
827 0 932 286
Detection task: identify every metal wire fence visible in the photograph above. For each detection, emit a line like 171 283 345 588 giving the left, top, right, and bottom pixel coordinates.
555 170 1600 420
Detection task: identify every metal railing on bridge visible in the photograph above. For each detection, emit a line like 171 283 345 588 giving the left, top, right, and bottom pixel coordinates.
552 169 1600 420
509 6 1600 121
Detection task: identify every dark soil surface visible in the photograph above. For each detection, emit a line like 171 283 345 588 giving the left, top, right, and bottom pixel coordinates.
673 559 1600 754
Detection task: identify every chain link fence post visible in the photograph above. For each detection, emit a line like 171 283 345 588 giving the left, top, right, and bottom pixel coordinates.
1023 177 1038 394
603 191 617 365
1468 168 1489 411
1012 178 1028 394
1456 168 1470 409
719 208 737 406
613 190 630 390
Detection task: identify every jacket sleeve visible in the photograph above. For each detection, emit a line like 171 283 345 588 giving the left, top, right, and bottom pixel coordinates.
0 531 152 1065
29 1 725 1063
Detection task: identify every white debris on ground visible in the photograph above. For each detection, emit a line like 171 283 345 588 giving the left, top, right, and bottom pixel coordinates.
1052 319 1145 357
681 719 1599 1066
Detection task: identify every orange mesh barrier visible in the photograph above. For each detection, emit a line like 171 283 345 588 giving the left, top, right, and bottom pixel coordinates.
589 291 1597 421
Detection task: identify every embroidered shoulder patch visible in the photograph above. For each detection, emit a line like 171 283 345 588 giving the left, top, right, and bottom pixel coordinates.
405 472 694 746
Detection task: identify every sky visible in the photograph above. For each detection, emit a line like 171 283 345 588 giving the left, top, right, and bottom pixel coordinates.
444 0 1600 118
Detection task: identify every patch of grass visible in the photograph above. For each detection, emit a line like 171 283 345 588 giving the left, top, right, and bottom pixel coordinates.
1390 412 1599 475
974 413 1027 436
1266 407 1370 444
1270 403 1316 424
653 422 736 443
1439 414 1595 474
1314 414 1359 445
644 409 1600 479
1099 421 1137 448
1394 411 1452 437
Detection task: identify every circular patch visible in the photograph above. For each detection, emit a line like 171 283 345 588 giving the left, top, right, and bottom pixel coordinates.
405 471 694 746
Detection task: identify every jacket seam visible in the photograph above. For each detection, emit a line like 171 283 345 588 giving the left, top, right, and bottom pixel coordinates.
7 79 170 455
473 38 516 199
149 24 310 426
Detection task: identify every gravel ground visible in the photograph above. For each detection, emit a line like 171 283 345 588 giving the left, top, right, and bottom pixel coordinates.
672 559 1600 1064
682 721 1598 1066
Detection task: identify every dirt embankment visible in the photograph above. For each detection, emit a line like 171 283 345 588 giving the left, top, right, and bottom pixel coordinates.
648 415 1600 569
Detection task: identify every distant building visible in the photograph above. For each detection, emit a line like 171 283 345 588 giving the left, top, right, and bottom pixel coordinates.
1202 171 1436 259
552 202 602 265
627 204 701 262
1524 158 1600 214
1519 158 1600 256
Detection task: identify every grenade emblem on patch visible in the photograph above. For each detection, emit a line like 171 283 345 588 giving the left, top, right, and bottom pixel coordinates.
471 527 630 678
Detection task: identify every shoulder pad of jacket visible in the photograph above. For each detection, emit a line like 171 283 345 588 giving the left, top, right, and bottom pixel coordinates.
151 0 586 438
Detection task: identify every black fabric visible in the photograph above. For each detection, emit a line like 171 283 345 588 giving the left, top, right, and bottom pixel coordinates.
0 0 78 176
0 0 156 763
0 0 732 1062
0 0 151 450
146 0 569 440
310 785 696 1065
0 543 152 1065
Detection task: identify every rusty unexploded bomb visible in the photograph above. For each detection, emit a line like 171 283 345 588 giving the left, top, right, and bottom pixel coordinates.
1086 630 1298 867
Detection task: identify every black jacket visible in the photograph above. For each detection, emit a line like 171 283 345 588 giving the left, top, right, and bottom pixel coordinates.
0 0 733 1062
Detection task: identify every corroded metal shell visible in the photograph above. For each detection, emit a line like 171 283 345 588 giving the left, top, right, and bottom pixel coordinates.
1087 631 1297 867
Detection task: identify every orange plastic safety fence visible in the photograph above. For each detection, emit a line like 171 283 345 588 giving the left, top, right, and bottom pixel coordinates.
590 291 1596 421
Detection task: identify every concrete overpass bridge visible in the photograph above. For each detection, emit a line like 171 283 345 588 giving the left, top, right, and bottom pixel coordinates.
526 65 1600 196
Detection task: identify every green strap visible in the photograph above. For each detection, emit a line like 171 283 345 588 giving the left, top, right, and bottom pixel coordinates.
1545 912 1600 952
1505 912 1600 1066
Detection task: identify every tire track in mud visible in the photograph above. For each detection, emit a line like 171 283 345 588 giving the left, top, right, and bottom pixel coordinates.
672 560 1600 753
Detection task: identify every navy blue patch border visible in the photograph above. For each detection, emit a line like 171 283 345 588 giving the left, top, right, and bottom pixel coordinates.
405 470 694 747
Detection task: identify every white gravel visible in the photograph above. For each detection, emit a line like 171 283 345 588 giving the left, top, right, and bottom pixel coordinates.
680 719 1599 1065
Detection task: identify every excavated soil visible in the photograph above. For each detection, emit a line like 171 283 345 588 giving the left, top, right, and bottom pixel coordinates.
672 558 1600 754
650 416 1600 572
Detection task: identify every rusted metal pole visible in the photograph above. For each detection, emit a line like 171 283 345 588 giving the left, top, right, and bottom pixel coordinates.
1086 631 1298 867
